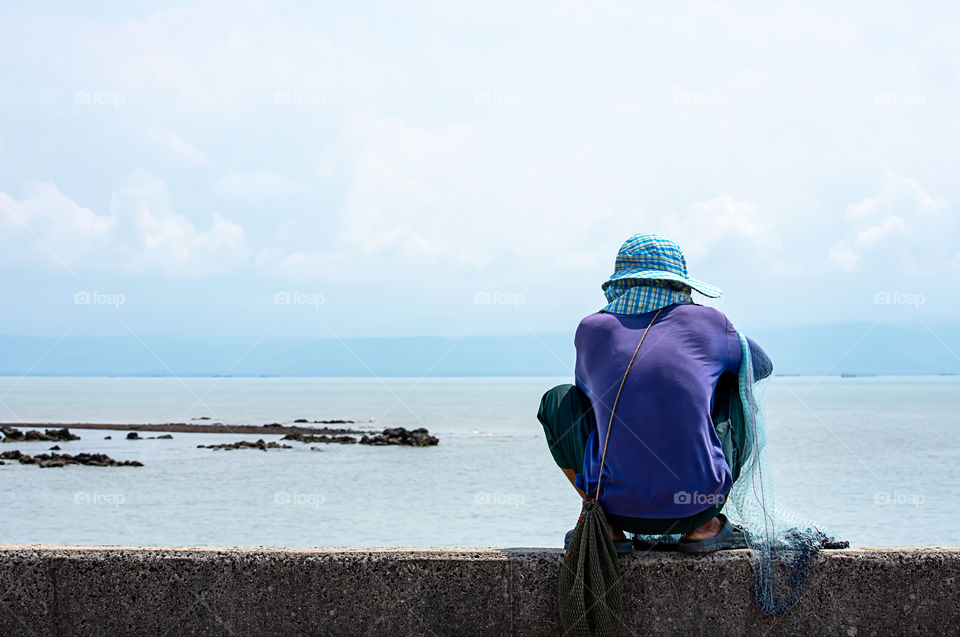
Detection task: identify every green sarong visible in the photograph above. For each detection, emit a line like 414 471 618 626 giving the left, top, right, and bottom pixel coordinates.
538 383 737 535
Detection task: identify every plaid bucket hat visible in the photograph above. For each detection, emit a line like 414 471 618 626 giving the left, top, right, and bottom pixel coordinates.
602 233 722 298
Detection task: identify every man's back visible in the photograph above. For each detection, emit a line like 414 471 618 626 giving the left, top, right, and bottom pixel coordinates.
574 303 741 518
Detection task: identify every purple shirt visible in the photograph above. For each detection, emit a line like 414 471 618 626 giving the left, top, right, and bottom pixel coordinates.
573 304 742 519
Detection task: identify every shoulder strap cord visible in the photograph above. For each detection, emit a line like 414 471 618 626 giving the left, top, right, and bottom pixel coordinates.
594 307 664 501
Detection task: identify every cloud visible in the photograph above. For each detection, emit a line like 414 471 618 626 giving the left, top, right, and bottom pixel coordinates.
210 171 304 199
663 194 779 262
3 1 960 333
336 111 621 273
829 173 957 273
145 127 212 165
259 249 351 281
338 111 477 265
0 182 114 267
0 176 250 276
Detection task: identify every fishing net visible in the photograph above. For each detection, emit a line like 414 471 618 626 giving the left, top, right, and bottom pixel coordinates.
558 499 623 637
728 333 847 614
632 334 847 615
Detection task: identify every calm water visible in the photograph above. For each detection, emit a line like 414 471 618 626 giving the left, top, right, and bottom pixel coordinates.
1 376 958 547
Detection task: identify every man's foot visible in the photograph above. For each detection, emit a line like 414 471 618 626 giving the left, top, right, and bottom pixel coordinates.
680 516 724 542
564 525 634 554
608 523 627 543
677 514 747 553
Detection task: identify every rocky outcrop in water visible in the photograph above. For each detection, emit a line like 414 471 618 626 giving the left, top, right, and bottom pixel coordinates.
196 439 292 451
0 449 142 468
8 422 366 436
359 427 439 447
1 427 80 443
282 433 357 444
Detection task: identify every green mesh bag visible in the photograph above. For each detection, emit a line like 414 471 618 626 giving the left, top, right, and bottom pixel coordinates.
558 499 623 637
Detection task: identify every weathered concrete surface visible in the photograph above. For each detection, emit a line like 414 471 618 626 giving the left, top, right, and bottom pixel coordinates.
0 545 957 636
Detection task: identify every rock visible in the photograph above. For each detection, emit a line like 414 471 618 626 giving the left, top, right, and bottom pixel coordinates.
46 428 80 441
359 427 439 447
126 432 140 440
282 433 357 445
0 449 142 467
156 434 173 439
3 428 25 441
314 419 355 424
197 439 292 451
1 427 79 442
0 428 24 442
49 445 61 451
293 418 309 423
104 436 112 440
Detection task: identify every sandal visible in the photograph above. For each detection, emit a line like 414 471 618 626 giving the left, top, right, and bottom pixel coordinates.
677 514 747 553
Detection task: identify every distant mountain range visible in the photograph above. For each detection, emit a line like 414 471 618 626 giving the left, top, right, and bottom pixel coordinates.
2 319 959 377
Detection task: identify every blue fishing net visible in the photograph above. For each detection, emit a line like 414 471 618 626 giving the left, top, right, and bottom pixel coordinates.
729 333 847 615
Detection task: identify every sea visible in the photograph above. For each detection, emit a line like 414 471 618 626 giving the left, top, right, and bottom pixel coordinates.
1 375 957 548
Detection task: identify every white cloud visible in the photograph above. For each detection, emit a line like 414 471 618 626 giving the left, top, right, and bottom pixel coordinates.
829 173 957 273
145 127 212 165
338 111 477 265
0 182 114 267
336 111 621 273
259 249 350 281
2 1 960 331
663 194 779 262
0 176 250 276
210 171 304 199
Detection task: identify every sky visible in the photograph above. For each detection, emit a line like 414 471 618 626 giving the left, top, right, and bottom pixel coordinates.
2 1 959 348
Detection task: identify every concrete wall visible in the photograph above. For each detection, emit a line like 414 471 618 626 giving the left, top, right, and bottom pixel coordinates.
1 545 956 636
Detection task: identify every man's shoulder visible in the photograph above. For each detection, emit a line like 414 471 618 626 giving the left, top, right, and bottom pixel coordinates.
577 311 612 328
670 303 732 328
575 312 618 343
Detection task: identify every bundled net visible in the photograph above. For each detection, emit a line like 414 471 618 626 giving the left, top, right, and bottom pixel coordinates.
558 500 623 637
634 334 846 615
